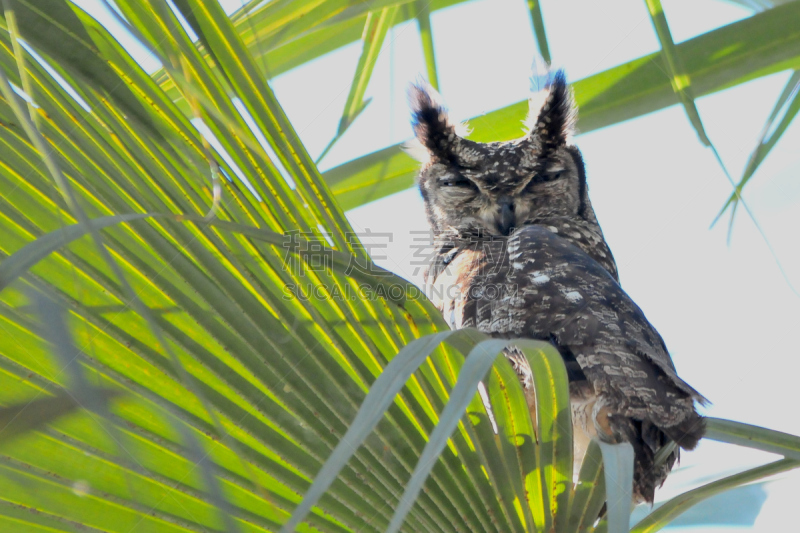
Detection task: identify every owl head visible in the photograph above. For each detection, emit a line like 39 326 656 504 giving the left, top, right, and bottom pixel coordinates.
410 70 599 238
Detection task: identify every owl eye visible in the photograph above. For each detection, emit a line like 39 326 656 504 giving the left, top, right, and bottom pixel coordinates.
439 176 474 188
525 170 563 189
535 171 562 183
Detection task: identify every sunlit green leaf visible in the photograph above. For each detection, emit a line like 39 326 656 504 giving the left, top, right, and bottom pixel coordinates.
415 0 438 90
0 389 119 446
316 5 398 164
705 417 800 460
644 0 710 146
526 0 551 64
566 440 606 532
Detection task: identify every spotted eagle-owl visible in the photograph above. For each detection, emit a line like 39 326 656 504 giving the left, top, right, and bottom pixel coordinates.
409 70 707 503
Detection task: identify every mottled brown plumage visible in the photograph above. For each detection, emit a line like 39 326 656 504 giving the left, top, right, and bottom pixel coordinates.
410 70 706 503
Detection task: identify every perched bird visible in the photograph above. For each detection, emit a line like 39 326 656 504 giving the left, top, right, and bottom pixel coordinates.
409 70 707 503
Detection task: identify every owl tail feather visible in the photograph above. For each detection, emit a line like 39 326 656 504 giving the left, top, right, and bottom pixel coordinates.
662 413 706 450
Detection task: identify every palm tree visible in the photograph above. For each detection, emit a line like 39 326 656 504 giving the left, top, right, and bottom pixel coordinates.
0 1 798 532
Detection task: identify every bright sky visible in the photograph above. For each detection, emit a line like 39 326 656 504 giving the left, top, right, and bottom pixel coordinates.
75 0 800 529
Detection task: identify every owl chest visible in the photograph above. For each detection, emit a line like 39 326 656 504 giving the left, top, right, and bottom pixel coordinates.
426 229 611 347
428 245 567 335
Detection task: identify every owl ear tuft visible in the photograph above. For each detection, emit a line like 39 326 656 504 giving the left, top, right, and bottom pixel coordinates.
408 82 460 161
526 69 577 149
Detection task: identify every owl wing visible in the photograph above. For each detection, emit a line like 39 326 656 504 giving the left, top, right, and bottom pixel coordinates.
428 227 705 424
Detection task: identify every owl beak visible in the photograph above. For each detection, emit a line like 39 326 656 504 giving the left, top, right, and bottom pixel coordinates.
498 201 515 236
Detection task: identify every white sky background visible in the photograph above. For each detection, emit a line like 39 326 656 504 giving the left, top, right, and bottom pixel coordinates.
75 0 800 529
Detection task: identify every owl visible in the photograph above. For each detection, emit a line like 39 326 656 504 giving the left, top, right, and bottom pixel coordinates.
409 70 707 504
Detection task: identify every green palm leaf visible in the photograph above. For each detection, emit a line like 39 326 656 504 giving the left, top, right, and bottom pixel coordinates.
1 1 799 532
